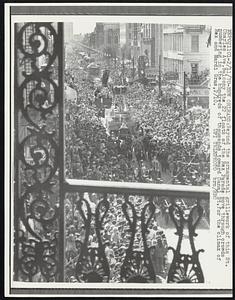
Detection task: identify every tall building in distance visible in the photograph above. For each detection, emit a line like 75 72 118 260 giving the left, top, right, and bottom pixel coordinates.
121 23 132 59
103 23 120 57
183 25 211 82
139 23 163 69
94 23 104 50
128 23 142 63
93 23 120 57
118 23 163 70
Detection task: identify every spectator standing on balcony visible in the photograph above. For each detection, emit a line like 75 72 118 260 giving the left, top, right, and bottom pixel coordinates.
159 149 169 173
150 238 168 277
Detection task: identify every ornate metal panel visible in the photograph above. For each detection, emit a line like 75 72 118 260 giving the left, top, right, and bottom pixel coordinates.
14 22 64 282
74 194 110 282
63 187 208 283
167 199 205 283
120 196 156 283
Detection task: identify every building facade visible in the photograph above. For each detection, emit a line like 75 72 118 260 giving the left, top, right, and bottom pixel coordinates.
127 23 142 63
94 23 104 50
163 24 210 85
139 23 163 70
183 25 211 75
103 23 120 57
163 25 184 84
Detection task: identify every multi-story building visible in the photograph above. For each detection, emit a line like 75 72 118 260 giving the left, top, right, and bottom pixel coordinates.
124 23 132 59
139 23 163 69
93 23 120 57
163 25 184 84
129 23 142 63
183 25 211 77
163 24 210 86
94 23 104 50
103 23 120 57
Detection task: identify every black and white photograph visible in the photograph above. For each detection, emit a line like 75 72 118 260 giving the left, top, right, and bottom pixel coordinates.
14 20 211 283
4 3 232 298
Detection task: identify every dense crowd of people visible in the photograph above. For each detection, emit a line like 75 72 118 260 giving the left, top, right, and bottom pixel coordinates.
64 50 210 186
63 47 210 283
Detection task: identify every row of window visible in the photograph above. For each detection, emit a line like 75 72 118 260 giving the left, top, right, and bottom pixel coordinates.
164 33 183 52
143 24 151 38
164 33 199 53
127 23 152 40
107 29 119 44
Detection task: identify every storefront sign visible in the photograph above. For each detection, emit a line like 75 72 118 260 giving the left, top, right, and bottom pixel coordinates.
164 71 179 81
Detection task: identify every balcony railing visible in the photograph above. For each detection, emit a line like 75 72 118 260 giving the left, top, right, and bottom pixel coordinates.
187 74 210 86
14 22 210 284
66 179 209 198
64 180 209 283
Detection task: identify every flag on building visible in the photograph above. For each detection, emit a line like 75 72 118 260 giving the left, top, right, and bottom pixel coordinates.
206 30 211 47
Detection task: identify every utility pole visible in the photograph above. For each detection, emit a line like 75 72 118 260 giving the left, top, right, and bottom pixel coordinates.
158 54 162 97
122 51 125 78
183 71 186 114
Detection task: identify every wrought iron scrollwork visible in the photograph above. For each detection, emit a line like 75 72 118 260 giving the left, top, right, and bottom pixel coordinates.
18 77 59 129
75 194 110 282
18 230 58 282
18 126 59 185
167 199 205 283
15 22 62 282
16 23 60 129
16 22 58 72
120 196 156 283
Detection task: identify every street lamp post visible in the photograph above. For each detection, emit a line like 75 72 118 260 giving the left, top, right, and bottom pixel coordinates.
122 52 125 78
159 54 162 97
183 72 190 114
183 71 186 114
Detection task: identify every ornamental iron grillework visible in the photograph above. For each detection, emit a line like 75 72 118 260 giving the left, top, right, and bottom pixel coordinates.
14 22 206 283
15 22 64 282
167 198 205 283
75 194 110 282
120 195 156 283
